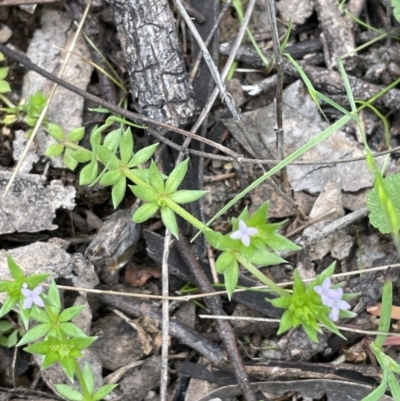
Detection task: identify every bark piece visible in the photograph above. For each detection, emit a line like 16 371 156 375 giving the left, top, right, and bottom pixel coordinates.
108 0 197 127
0 170 75 234
277 0 314 26
313 0 356 69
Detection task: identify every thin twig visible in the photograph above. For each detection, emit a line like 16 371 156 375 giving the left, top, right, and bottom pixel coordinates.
176 233 257 401
3 0 93 196
266 0 289 192
198 315 400 337
160 231 172 401
175 0 257 165
189 0 232 83
0 261 398 301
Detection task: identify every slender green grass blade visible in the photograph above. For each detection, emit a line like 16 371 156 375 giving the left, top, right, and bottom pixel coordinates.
375 268 393 347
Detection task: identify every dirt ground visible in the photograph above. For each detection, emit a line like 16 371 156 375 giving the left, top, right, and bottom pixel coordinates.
0 0 400 400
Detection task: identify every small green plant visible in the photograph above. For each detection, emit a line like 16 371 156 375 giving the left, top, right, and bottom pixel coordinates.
360 269 400 401
0 255 117 401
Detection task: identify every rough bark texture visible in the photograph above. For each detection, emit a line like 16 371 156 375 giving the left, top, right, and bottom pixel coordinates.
108 0 197 127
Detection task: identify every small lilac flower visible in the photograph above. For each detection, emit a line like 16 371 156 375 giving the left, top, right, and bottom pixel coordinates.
314 277 350 321
21 283 44 309
230 219 258 247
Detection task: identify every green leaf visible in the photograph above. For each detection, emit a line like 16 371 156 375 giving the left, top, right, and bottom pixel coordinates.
129 143 158 167
0 296 18 318
30 305 50 323
0 320 13 332
96 145 120 169
250 249 286 266
93 384 118 401
99 169 121 186
60 322 87 338
18 323 51 346
132 203 159 223
82 362 94 394
71 150 92 163
60 356 76 381
47 280 61 312
169 190 207 204
103 128 122 150
360 370 388 401
0 67 9 80
26 273 50 287
7 255 25 280
54 384 84 401
375 268 393 347
80 160 98 186
111 176 127 208
67 127 85 142
165 158 189 194
63 148 79 170
6 330 18 348
277 309 294 335
248 201 269 226
46 123 65 142
45 144 64 157
24 339 50 355
129 185 159 203
388 371 400 400
120 128 133 164
0 80 11 93
59 305 85 322
270 295 291 309
161 207 179 238
367 172 400 234
149 161 164 192
215 251 235 274
224 260 239 300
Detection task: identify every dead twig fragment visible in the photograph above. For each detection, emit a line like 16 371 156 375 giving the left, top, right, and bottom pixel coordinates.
176 233 257 401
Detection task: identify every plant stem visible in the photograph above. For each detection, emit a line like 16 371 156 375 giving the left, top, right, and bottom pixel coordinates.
0 93 15 108
121 167 152 188
164 197 207 232
73 360 90 399
233 252 289 297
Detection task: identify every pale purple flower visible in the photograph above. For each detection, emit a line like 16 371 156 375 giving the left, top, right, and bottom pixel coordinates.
314 277 350 321
230 219 258 247
21 283 44 309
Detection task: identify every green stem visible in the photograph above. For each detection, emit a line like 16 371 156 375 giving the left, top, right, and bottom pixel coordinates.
64 141 92 154
164 197 208 232
73 360 90 399
233 252 289 297
121 167 152 188
0 93 15 109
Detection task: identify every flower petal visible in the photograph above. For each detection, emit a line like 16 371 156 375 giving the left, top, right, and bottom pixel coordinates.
32 285 43 296
329 306 339 321
230 231 242 240
336 300 351 310
21 288 32 297
33 295 44 308
23 297 33 309
247 227 258 236
242 234 251 247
